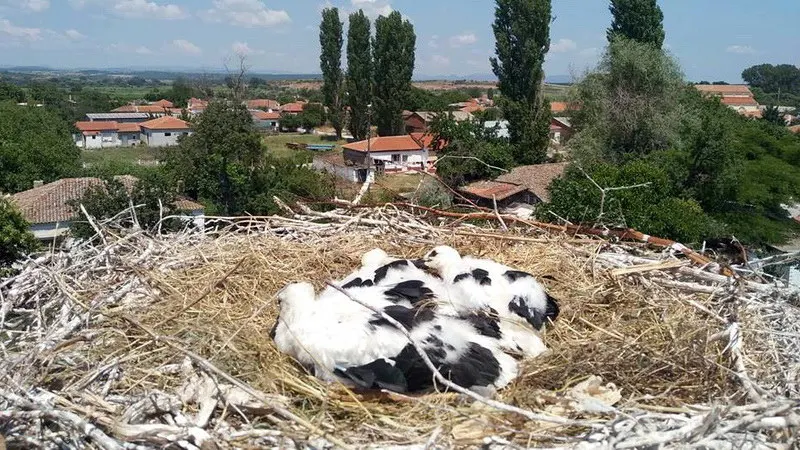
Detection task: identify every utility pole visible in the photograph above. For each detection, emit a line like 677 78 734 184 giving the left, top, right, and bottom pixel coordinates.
366 102 372 180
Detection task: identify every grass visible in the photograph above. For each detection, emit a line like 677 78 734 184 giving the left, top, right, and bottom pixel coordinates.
81 146 162 166
262 133 345 160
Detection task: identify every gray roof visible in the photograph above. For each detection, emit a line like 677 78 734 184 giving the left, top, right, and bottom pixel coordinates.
86 113 150 120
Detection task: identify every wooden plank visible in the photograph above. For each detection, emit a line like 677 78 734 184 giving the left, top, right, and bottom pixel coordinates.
610 259 688 277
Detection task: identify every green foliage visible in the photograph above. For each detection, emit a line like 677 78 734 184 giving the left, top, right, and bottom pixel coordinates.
0 80 26 103
570 38 684 163
0 197 38 272
346 10 373 141
405 87 471 112
761 105 786 126
411 178 453 209
280 113 302 132
298 103 326 130
67 176 181 240
742 64 800 96
373 11 416 136
539 162 722 243
0 101 81 193
161 101 333 216
429 114 515 186
490 0 552 164
319 7 345 138
607 0 665 48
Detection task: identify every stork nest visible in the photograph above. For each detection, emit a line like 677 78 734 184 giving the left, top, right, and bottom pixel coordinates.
1 204 798 449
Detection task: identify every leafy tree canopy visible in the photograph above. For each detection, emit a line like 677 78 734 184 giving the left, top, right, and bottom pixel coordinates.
0 101 81 193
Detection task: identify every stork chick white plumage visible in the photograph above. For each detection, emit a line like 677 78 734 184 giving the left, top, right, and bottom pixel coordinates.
272 279 518 393
421 245 559 357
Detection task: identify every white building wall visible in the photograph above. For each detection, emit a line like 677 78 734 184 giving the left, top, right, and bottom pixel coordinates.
313 158 359 182
84 134 102 149
143 129 192 147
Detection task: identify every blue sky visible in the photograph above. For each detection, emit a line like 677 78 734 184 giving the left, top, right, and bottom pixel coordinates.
0 0 797 82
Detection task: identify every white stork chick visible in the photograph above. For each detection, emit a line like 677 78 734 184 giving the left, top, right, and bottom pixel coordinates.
422 245 559 356
272 281 518 393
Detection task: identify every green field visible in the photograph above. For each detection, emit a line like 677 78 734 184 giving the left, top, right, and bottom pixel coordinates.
543 83 571 101
81 146 162 166
262 133 345 159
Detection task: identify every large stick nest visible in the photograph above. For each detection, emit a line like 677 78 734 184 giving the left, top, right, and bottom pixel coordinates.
1 204 798 449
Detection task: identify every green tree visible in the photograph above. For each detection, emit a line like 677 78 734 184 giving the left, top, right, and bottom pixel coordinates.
68 176 181 240
0 81 26 103
299 103 326 130
761 105 786 126
319 7 345 139
607 0 665 48
373 11 416 136
0 197 38 272
280 113 302 132
569 38 684 164
490 0 552 164
0 102 81 193
162 101 262 214
346 9 373 141
162 101 333 215
429 114 515 187
742 64 800 95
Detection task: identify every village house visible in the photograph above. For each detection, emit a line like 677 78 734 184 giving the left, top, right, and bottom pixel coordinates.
111 104 174 118
460 162 569 216
74 121 122 149
694 84 762 117
11 176 205 241
139 116 192 147
250 109 281 132
245 99 280 110
280 102 305 115
187 97 208 116
73 116 192 148
314 133 438 182
404 111 474 133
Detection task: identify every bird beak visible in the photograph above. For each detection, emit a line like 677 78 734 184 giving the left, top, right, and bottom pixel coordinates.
412 258 428 269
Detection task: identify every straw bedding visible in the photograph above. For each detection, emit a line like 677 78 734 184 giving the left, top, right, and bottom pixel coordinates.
1 205 798 449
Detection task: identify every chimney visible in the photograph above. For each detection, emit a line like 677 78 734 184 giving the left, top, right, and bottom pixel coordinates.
33 180 44 188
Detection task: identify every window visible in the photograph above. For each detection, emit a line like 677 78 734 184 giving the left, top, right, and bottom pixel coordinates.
164 132 172 137
91 136 96 140
391 154 401 162
402 155 409 162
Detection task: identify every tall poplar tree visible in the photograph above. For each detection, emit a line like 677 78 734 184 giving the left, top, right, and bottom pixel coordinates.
607 0 665 48
373 11 416 136
490 0 552 164
319 7 344 138
346 10 372 141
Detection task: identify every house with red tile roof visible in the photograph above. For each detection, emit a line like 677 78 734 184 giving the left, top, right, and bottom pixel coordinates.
11 176 205 241
74 121 124 149
316 133 438 182
250 109 281 132
695 84 762 117
460 162 569 211
280 102 305 115
404 111 473 133
150 99 175 108
139 116 192 147
246 99 280 110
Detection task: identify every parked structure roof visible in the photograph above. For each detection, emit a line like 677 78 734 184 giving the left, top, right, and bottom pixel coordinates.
86 112 149 121
139 116 191 130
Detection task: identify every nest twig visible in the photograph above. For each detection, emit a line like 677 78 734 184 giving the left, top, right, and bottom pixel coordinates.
1 203 797 448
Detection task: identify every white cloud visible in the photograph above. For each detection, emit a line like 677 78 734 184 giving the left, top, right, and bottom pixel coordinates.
428 34 439 49
726 45 755 55
135 45 153 54
200 0 290 28
550 38 577 53
112 0 185 19
578 47 600 57
15 0 50 12
350 0 392 19
64 29 85 40
171 39 201 55
0 18 42 41
431 54 450 66
449 33 477 47
232 41 264 55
